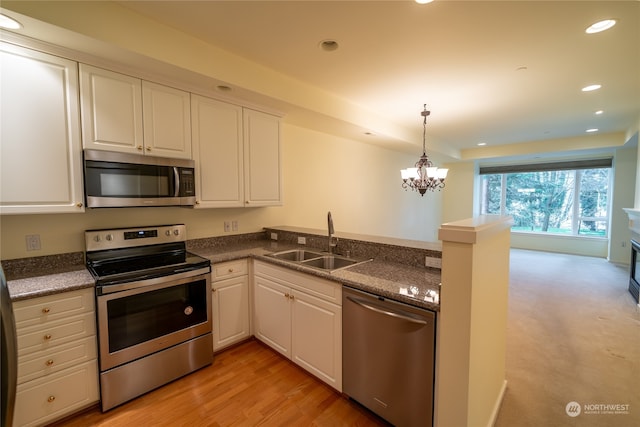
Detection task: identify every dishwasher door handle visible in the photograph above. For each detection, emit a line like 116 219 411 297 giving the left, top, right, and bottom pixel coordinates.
346 296 428 325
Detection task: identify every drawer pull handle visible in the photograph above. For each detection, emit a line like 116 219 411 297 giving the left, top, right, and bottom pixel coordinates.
42 308 50 314
284 293 290 299
289 294 295 300
228 268 234 273
46 359 54 366
47 396 55 403
44 334 52 340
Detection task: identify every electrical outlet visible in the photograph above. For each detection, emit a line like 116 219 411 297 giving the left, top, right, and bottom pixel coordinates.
232 220 238 232
298 236 306 245
425 256 442 269
26 234 41 251
224 221 231 232
271 232 278 240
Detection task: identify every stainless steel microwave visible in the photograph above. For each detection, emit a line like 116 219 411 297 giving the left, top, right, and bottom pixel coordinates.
83 150 196 208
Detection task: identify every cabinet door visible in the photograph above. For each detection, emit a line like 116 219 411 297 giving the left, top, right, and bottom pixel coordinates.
291 289 342 391
191 95 244 207
14 360 99 427
79 64 143 154
212 275 250 351
142 81 192 159
253 275 291 357
0 43 84 214
243 109 282 206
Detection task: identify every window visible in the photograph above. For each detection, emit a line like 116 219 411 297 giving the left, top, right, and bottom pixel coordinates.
479 159 612 237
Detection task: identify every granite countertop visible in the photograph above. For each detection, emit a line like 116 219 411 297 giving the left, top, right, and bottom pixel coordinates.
6 266 95 302
4 240 440 311
191 241 440 311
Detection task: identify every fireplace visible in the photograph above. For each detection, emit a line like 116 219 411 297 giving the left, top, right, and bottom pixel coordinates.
630 239 640 303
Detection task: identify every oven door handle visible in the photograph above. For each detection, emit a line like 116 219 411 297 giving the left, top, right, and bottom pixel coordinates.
98 267 211 295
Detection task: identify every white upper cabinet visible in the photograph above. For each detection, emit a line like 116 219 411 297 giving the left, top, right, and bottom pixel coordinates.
192 97 282 207
0 43 85 214
79 64 143 154
191 95 244 207
80 64 191 159
142 81 192 159
243 109 282 206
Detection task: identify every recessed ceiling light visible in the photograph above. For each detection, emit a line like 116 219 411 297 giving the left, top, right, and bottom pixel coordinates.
477 142 487 146
415 0 435 4
0 13 22 30
581 84 601 92
595 110 604 115
586 128 599 133
319 39 339 52
586 19 616 34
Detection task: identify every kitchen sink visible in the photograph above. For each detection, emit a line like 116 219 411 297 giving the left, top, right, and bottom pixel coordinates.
268 249 371 272
301 255 360 270
269 249 324 261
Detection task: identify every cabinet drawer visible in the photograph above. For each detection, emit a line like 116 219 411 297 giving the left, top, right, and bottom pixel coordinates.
212 259 248 281
254 261 342 304
17 312 96 357
14 288 94 328
14 359 99 427
18 336 98 384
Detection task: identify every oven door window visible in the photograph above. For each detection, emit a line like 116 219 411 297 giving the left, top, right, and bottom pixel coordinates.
106 279 208 353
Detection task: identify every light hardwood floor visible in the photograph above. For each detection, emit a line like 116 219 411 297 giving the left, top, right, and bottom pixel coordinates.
51 339 389 426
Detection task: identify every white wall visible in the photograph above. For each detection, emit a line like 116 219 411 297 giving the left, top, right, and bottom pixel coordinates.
279 124 443 241
609 145 637 263
441 161 476 223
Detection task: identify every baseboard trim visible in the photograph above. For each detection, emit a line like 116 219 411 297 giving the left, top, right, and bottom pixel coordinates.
487 380 508 427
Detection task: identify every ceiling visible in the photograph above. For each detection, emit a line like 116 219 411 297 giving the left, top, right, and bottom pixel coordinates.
3 1 639 162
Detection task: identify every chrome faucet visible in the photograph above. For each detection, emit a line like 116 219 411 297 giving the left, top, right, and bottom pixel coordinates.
327 211 338 254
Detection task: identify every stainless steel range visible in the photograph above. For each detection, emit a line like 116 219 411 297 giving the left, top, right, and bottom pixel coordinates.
85 224 213 411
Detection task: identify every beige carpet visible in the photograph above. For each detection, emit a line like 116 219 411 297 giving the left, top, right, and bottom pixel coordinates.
494 249 640 427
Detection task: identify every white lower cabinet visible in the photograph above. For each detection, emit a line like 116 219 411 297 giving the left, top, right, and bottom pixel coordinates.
212 260 251 351
253 261 342 391
13 289 99 427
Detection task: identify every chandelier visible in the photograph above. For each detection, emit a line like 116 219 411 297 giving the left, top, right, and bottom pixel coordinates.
401 105 448 195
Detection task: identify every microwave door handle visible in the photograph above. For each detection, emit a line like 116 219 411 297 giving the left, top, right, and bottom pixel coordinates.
173 167 180 197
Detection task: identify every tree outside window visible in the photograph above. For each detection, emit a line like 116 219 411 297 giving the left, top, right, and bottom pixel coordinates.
480 167 610 237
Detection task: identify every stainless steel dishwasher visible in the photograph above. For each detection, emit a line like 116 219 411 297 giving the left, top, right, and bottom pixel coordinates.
343 286 436 427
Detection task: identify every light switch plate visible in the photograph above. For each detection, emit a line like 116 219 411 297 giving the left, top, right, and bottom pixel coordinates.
271 233 278 240
298 236 306 245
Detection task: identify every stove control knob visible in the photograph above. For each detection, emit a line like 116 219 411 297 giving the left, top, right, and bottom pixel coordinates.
165 230 171 236
173 229 180 236
93 235 101 242
105 234 113 241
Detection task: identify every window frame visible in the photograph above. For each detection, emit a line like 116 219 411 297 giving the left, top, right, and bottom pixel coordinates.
479 161 612 239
